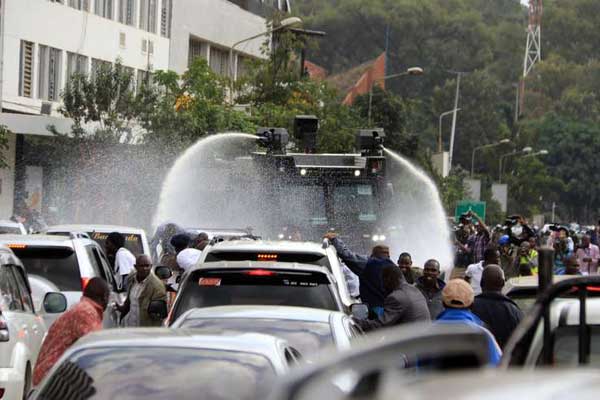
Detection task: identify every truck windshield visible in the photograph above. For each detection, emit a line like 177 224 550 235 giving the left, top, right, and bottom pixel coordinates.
333 184 377 222
279 185 327 226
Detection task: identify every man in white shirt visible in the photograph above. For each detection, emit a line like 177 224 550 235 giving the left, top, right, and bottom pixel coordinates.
106 232 136 291
465 248 499 295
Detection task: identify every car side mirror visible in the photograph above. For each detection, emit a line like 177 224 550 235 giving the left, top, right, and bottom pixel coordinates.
351 303 369 320
43 292 67 314
154 265 172 280
148 300 168 320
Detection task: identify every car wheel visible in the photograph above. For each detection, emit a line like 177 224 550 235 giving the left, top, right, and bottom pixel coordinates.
22 363 31 400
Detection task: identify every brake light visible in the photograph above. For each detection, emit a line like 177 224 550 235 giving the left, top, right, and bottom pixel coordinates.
7 244 26 249
257 254 278 261
245 269 276 276
81 277 91 291
0 314 9 342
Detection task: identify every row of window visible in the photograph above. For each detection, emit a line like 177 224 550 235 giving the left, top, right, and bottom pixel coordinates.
19 40 151 102
188 37 249 79
48 0 172 37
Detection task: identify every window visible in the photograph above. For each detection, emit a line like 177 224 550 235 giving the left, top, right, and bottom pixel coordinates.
139 0 157 33
66 52 89 79
119 32 126 48
209 46 230 77
118 0 135 26
19 40 34 98
94 0 113 19
0 266 23 312
12 247 82 292
188 37 207 68
11 266 34 313
91 58 111 80
141 39 153 55
38 45 62 101
68 0 89 11
160 0 171 38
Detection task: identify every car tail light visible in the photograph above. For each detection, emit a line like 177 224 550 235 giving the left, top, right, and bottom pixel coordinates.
81 277 91 291
0 314 9 342
244 269 276 276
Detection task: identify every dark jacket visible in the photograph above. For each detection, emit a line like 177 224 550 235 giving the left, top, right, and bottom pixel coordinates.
471 291 523 349
359 275 431 331
359 258 391 310
415 277 445 319
122 273 168 327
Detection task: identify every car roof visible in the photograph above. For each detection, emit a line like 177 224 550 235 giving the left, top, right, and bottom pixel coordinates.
379 369 600 399
45 224 146 235
0 234 84 247
208 240 327 255
190 260 332 275
503 275 574 293
178 305 342 324
75 328 288 356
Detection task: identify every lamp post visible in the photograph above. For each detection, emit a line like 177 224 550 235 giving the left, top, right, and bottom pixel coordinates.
499 146 532 183
228 16 303 97
524 149 549 158
470 139 511 177
367 67 423 125
447 71 465 171
438 109 460 153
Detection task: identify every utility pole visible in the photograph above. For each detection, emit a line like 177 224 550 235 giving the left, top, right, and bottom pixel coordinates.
0 0 6 113
448 72 461 170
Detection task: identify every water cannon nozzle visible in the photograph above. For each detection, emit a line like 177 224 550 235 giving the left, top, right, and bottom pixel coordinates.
256 127 289 155
357 128 386 156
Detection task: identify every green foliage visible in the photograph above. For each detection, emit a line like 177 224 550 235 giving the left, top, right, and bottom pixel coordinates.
60 60 138 142
0 125 11 168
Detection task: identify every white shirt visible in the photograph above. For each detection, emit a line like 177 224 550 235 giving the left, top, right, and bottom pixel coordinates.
115 247 136 290
465 261 484 296
176 248 202 272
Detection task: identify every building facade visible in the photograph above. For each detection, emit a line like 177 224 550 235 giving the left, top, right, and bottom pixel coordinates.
0 0 290 222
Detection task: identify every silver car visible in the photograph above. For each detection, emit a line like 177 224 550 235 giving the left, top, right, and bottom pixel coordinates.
0 234 122 327
198 239 358 310
171 305 362 362
31 329 300 400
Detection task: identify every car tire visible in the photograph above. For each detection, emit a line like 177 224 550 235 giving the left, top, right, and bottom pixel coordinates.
22 363 31 400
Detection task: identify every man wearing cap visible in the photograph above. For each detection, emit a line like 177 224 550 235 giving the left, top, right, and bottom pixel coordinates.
436 279 502 365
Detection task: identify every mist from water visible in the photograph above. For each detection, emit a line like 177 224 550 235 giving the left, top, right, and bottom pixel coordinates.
383 148 454 272
152 133 266 230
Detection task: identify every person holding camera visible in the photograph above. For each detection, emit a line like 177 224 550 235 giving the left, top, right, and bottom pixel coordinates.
553 227 574 275
515 241 538 276
505 215 535 246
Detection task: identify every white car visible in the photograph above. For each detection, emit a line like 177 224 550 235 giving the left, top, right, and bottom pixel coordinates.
0 221 27 235
198 239 358 311
31 329 300 400
0 234 122 328
43 224 150 256
0 246 46 399
171 305 362 362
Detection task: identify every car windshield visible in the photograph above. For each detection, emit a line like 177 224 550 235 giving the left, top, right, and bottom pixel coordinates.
38 347 276 400
88 232 145 255
180 318 334 359
11 246 81 291
172 270 339 321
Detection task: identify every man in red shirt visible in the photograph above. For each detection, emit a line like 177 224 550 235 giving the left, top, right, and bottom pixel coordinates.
33 278 109 386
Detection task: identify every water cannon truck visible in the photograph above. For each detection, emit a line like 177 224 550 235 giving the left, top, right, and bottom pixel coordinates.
253 116 391 252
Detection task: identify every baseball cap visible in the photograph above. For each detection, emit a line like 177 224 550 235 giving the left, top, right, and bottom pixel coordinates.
442 279 474 308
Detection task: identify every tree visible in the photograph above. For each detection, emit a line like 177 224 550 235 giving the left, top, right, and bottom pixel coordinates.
60 60 139 142
0 125 11 168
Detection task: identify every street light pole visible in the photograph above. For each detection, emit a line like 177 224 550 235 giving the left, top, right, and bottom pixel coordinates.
228 17 302 99
470 139 511 178
367 67 423 125
448 72 462 170
438 109 460 153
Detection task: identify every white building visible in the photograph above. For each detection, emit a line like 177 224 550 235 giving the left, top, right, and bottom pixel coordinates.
0 0 171 218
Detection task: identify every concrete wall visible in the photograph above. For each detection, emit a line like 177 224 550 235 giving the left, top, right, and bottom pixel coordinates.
0 133 16 219
2 0 170 115
169 0 266 75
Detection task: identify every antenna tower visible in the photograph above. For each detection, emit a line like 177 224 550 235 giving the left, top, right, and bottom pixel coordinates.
518 0 542 117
